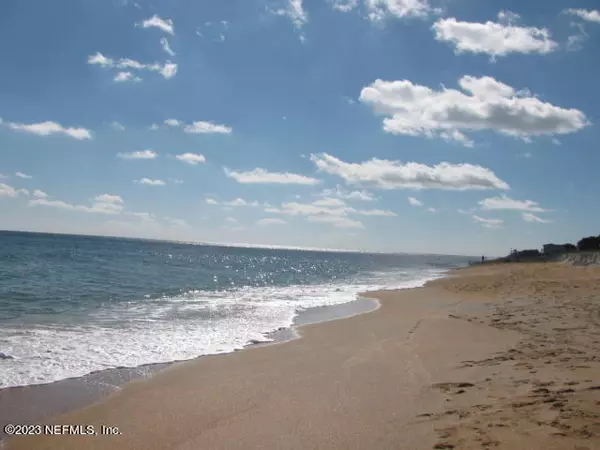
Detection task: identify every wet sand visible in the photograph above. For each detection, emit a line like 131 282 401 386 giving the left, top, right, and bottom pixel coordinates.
6 263 600 449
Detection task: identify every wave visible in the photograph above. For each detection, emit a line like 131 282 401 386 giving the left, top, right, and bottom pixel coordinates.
0 267 448 388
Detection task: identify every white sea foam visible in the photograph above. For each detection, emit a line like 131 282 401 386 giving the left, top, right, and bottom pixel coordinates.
0 268 446 388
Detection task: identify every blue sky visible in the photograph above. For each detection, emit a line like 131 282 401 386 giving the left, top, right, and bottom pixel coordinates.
1 0 599 256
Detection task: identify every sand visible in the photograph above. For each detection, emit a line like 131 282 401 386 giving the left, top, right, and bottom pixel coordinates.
6 263 600 450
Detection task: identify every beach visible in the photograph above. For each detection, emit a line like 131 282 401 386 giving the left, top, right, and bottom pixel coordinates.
6 262 600 450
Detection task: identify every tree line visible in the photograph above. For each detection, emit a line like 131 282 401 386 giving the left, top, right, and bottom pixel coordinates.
575 235 600 252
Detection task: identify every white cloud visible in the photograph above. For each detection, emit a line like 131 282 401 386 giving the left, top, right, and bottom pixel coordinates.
136 178 166 186
5 120 92 140
319 186 376 201
225 217 237 223
160 62 178 79
359 76 589 143
110 121 126 131
117 149 158 160
427 207 437 213
164 118 182 127
479 194 545 212
160 37 175 56
29 196 125 215
15 172 32 179
266 201 354 217
311 153 509 191
313 197 347 207
225 168 321 185
356 209 397 216
88 53 177 80
408 196 423 206
257 218 287 226
138 15 174 35
33 189 48 199
95 194 123 204
87 52 113 67
114 71 142 83
150 124 160 131
331 0 360 12
307 215 364 229
0 183 19 197
183 121 232 134
472 215 503 229
273 0 308 28
522 212 551 223
564 9 600 23
365 0 434 21
223 198 261 207
175 153 206 165
205 198 219 205
432 13 557 58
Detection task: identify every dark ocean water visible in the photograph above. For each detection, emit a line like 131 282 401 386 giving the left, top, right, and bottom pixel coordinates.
0 231 471 388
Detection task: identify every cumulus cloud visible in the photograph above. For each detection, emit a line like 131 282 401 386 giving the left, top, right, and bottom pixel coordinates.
160 37 175 56
0 183 19 197
5 120 92 140
15 172 32 179
117 149 158 159
267 201 354 217
306 215 364 229
318 186 376 201
95 194 123 204
138 15 174 35
331 0 360 12
33 189 48 199
408 196 423 206
222 198 261 207
164 118 182 127
365 0 434 21
205 198 219 205
311 153 509 191
160 62 178 79
564 9 600 23
479 194 545 212
114 71 142 83
29 194 125 215
272 0 308 28
183 121 232 134
356 209 397 216
313 197 347 207
472 215 503 229
359 76 589 143
225 168 321 185
87 52 113 67
433 13 557 58
175 153 206 165
522 212 551 223
257 218 287 226
88 52 177 80
136 178 166 186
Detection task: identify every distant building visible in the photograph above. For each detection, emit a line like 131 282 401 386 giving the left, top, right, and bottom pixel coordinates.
543 244 568 255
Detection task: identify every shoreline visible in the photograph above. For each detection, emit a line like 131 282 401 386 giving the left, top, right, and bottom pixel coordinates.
0 294 381 438
7 262 599 449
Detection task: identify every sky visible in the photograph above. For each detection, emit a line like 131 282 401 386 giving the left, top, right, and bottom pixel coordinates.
0 0 599 256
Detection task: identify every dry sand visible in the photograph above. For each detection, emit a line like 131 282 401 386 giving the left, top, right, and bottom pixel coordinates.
7 263 600 450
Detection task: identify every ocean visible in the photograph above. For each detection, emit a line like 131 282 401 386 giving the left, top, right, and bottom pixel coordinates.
0 231 471 389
